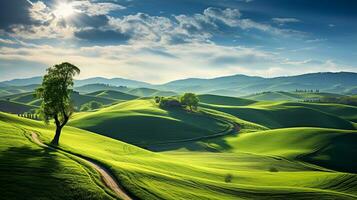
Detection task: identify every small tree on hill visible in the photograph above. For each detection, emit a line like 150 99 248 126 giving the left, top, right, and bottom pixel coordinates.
36 62 80 145
80 101 103 111
180 93 199 111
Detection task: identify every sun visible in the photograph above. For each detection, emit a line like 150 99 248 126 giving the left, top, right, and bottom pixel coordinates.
53 3 75 18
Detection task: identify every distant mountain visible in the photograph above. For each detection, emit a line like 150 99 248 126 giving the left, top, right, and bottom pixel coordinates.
0 84 40 97
74 77 151 87
0 76 151 88
0 77 42 86
1 72 356 96
160 72 357 96
74 84 130 94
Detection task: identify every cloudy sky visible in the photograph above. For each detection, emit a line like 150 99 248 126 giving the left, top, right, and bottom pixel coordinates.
0 0 356 83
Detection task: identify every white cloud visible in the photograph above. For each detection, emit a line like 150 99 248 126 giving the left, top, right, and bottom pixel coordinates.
105 7 304 45
272 17 300 25
1 42 353 83
9 0 125 40
0 38 17 44
71 1 125 16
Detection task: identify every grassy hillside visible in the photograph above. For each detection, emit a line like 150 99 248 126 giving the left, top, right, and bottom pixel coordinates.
201 101 356 130
1 112 357 199
127 88 177 97
2 92 117 111
69 99 232 146
198 94 256 106
243 91 345 101
0 84 39 97
0 113 115 199
282 102 357 122
86 90 138 100
0 100 37 114
74 84 131 94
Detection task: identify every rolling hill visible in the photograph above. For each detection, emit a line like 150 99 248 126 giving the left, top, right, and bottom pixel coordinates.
1 111 357 199
1 91 117 112
69 99 233 146
127 88 177 97
199 96 356 130
244 91 345 101
86 90 139 100
0 100 37 114
198 94 256 106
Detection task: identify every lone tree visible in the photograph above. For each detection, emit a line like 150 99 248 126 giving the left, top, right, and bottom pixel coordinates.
180 93 199 111
36 62 80 145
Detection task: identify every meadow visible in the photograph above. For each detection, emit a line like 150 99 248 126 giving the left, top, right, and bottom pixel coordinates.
1 91 357 199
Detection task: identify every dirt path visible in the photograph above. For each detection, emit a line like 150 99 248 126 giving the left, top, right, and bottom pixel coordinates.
31 133 133 200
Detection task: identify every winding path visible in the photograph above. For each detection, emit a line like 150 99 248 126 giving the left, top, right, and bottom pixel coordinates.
31 132 133 200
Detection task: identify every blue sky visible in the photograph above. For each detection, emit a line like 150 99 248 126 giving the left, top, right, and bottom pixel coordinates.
0 0 356 83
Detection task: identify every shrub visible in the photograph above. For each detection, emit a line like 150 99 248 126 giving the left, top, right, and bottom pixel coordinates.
269 167 279 172
157 97 182 108
80 101 103 111
224 174 233 183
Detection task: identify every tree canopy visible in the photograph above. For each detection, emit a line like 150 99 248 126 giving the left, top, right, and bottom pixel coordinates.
180 93 199 111
36 62 80 145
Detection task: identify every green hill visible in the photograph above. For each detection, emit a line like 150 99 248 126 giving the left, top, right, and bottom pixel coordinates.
74 83 131 94
0 84 40 97
1 112 357 199
201 101 356 130
198 94 256 106
282 102 357 123
86 90 138 100
0 113 116 199
2 92 117 111
225 127 357 173
69 99 231 146
243 91 345 101
127 87 177 97
0 100 37 114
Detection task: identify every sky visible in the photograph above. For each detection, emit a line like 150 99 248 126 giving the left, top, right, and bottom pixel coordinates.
0 0 356 83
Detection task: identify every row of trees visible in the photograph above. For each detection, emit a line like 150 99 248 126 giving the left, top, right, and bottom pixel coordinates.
18 113 40 120
295 89 320 93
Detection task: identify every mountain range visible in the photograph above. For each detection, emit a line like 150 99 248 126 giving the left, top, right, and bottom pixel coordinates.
1 72 356 96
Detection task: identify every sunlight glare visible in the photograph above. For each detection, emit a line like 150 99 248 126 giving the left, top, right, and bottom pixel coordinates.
54 3 75 18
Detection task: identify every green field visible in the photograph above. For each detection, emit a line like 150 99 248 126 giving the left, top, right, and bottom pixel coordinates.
243 91 345 101
1 93 357 199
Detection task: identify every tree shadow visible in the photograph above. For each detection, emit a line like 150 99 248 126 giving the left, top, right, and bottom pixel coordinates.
0 145 62 199
0 145 107 199
144 107 236 152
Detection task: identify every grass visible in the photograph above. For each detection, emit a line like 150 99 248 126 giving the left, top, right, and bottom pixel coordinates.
127 87 177 97
198 94 256 106
86 90 139 101
0 113 115 200
201 100 356 130
1 91 117 112
243 91 345 101
70 99 231 146
1 93 357 200
281 102 357 122
0 100 37 114
1 112 357 199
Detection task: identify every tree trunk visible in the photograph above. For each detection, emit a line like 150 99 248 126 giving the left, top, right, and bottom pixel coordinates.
51 125 62 145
